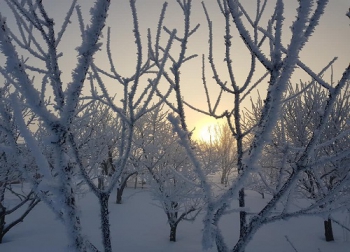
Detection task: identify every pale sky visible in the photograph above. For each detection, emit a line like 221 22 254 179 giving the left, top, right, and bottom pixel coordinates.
0 0 349 139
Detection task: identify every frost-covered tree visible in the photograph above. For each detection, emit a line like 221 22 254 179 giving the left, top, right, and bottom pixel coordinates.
254 79 350 241
70 101 121 190
0 0 176 250
214 124 238 186
292 82 350 241
72 6 176 252
133 107 203 242
0 84 40 243
71 100 139 205
196 123 238 187
0 1 111 250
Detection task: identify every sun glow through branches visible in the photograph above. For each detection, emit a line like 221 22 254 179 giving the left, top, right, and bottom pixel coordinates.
194 118 222 143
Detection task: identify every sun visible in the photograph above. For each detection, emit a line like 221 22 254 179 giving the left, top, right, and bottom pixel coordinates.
198 124 216 143
194 118 222 143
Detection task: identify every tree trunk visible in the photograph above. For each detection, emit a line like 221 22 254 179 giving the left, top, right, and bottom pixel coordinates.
324 218 334 242
0 206 5 244
100 192 112 252
221 173 225 185
239 188 246 239
0 184 5 244
169 223 178 242
116 188 123 204
64 194 86 251
134 174 138 189
98 176 104 190
116 172 137 204
61 166 86 252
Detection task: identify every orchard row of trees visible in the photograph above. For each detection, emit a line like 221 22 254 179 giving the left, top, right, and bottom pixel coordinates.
0 1 349 252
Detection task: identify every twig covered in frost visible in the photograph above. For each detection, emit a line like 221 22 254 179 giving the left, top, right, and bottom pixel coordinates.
284 235 299 252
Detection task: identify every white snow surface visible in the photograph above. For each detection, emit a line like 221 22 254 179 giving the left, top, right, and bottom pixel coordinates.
1 184 349 252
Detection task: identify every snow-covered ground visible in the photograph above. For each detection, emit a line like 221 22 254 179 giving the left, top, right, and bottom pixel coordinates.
1 185 349 252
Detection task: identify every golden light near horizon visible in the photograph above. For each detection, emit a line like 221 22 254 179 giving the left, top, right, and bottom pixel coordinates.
193 118 222 143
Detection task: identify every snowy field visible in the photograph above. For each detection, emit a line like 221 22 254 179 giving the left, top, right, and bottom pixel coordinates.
1 184 349 252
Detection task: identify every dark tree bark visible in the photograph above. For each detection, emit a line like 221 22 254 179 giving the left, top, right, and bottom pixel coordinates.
167 204 197 242
98 177 104 190
221 173 225 185
239 188 246 238
324 218 334 241
116 172 137 204
169 223 178 242
167 202 179 242
134 174 138 189
116 188 123 205
100 192 112 252
0 205 5 244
